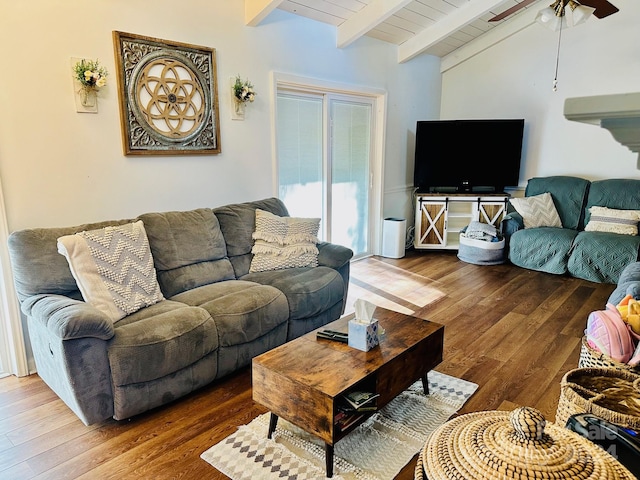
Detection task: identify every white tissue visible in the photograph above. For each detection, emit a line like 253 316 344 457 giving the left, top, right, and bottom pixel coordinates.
354 298 376 324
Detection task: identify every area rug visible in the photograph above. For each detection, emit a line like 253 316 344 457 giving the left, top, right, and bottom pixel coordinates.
200 371 477 480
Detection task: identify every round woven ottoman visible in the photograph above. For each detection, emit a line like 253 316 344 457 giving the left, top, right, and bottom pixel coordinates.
416 406 635 479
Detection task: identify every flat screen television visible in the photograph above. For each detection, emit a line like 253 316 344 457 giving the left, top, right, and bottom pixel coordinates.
413 119 524 194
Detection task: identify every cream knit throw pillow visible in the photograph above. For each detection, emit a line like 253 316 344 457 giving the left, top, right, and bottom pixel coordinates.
585 206 640 236
250 209 320 273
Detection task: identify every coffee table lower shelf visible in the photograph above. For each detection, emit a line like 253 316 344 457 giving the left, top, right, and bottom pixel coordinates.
265 375 431 477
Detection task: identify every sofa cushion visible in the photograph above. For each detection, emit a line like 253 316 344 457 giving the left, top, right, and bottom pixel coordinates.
608 262 640 305
242 266 344 321
213 198 290 278
57 221 164 321
585 179 640 227
584 206 640 236
568 231 640 284
108 300 218 386
509 192 562 229
250 209 320 273
508 227 578 275
525 176 590 230
8 218 134 302
169 280 289 347
138 209 236 297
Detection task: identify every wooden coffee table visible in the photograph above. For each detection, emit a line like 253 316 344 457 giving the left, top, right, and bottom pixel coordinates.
252 307 444 477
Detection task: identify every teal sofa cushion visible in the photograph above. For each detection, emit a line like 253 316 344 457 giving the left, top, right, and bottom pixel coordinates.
568 231 640 283
525 176 590 230
584 179 640 225
508 227 578 275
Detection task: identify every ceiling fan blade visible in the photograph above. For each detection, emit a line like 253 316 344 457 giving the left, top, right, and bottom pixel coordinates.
488 0 541 22
577 0 619 19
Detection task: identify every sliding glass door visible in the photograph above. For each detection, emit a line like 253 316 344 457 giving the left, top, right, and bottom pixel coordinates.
276 89 374 256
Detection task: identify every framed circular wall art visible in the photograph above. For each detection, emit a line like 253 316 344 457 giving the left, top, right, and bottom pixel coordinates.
113 31 221 155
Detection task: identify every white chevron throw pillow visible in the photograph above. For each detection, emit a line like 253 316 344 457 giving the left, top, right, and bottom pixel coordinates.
58 221 164 321
509 192 562 229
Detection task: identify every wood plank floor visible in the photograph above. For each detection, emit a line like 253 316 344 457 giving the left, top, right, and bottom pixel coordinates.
0 251 615 479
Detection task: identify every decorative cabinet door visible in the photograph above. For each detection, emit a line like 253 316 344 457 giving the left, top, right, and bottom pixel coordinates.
415 200 447 248
476 200 508 226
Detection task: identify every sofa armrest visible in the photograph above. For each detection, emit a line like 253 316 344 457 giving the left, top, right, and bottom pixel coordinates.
501 212 524 240
21 294 115 341
22 294 115 425
317 242 353 316
317 241 354 270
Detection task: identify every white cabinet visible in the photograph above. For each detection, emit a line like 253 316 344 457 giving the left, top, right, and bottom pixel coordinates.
414 194 509 250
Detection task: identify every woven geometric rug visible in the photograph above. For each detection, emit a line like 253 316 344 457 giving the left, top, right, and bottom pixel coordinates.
201 371 477 480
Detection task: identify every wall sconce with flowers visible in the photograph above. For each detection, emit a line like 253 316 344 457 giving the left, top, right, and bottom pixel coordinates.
231 75 256 121
72 58 108 113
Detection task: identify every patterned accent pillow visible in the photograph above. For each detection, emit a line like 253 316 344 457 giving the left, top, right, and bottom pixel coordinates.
585 206 640 236
57 221 164 321
250 209 320 273
509 192 562 229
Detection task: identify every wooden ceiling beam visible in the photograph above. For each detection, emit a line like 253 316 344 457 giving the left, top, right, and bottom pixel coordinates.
398 0 514 63
441 7 537 72
245 0 283 27
337 0 414 48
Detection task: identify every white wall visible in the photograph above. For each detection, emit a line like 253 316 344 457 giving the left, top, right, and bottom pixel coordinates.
0 0 441 233
441 0 640 184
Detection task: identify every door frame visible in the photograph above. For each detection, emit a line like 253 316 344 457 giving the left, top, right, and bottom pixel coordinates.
270 72 387 257
0 179 28 377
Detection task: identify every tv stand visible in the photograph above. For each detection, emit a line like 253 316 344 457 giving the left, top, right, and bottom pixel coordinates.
414 193 509 250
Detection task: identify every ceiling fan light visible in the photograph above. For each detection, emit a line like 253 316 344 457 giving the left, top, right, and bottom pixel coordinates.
536 7 566 31
570 4 596 26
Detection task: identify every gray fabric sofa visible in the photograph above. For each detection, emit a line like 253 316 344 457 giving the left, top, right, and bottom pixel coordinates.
7 197 353 425
502 176 640 284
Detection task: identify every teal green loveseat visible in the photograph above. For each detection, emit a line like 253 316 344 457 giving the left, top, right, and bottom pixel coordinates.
502 176 640 284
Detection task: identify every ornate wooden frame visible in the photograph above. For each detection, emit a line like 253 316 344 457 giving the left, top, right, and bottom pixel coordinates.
113 31 221 155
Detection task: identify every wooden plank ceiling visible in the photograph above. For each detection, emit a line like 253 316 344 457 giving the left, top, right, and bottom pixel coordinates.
245 0 544 66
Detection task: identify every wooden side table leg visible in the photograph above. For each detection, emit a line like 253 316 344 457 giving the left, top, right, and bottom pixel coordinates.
268 413 278 439
325 443 334 478
422 373 429 395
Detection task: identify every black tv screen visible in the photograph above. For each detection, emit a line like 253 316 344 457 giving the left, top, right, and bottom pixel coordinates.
413 119 524 193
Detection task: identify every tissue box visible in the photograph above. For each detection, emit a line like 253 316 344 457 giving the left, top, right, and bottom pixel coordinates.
348 319 379 352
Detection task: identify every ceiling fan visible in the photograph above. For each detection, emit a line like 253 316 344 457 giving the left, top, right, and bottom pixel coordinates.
488 0 619 23
488 0 618 91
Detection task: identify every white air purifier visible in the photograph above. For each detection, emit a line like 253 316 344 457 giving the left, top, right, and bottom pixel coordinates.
382 218 406 259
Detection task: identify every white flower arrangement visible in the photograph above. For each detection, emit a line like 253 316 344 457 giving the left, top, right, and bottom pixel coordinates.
233 75 256 103
73 59 108 90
